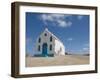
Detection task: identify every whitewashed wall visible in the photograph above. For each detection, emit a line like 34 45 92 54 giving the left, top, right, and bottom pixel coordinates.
35 29 55 55
55 39 65 55
35 29 65 56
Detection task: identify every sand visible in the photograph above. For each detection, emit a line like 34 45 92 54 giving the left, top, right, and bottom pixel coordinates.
26 55 89 67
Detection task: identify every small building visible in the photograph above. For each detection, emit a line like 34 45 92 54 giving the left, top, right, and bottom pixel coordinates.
34 28 65 57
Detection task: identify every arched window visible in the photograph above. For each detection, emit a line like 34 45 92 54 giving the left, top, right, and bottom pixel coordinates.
38 45 40 51
50 44 52 51
44 33 47 36
38 37 41 43
50 36 52 42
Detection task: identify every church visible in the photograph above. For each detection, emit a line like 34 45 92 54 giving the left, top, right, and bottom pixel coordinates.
34 28 65 57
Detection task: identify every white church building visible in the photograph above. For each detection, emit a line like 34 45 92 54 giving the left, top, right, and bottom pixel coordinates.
34 28 65 57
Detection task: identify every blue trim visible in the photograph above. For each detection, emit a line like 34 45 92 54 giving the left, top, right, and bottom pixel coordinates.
42 43 48 57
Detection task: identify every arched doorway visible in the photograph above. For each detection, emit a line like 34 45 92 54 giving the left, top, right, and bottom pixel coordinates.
42 43 48 56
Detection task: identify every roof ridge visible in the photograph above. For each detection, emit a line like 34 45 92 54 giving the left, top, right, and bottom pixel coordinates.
44 28 64 45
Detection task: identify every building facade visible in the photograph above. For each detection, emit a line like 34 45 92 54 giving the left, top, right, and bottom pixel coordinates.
34 28 65 57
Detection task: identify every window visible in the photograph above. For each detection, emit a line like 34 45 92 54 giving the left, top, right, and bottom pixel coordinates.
38 45 40 51
38 38 41 43
44 33 47 36
50 36 52 42
50 45 52 51
60 47 62 52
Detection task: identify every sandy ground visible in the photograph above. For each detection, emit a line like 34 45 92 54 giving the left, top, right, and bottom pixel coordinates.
26 55 89 67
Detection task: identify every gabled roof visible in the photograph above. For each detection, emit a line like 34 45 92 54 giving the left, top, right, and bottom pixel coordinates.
43 28 59 40
36 27 64 46
43 28 64 45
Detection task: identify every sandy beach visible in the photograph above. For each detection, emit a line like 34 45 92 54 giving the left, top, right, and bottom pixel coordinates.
26 55 89 67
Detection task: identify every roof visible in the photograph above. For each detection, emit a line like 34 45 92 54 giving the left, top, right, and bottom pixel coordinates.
43 28 64 45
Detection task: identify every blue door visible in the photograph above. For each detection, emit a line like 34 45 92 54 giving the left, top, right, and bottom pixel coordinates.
42 43 48 57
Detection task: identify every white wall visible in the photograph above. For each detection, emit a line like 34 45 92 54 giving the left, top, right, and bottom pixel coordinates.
35 29 55 55
55 39 65 55
0 0 100 80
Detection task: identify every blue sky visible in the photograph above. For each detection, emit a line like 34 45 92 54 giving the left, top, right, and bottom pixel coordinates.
26 12 89 56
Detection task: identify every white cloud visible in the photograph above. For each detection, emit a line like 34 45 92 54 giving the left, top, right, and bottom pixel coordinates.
41 14 53 21
83 47 89 51
40 14 72 27
67 21 72 27
82 43 89 52
57 20 72 27
83 43 89 50
67 38 73 41
57 20 67 27
77 15 83 20
84 43 89 47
